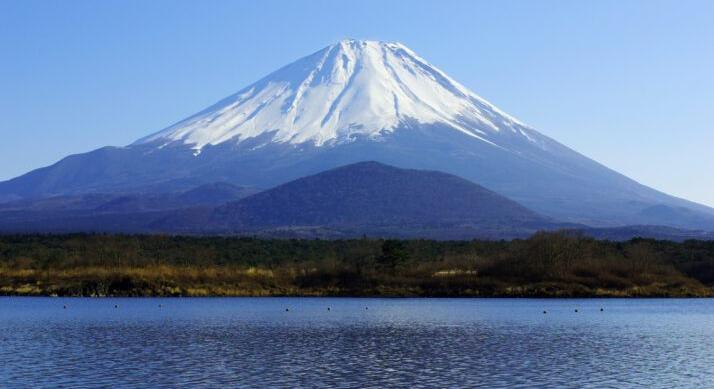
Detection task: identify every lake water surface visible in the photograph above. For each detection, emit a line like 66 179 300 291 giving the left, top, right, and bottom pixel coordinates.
1 297 713 388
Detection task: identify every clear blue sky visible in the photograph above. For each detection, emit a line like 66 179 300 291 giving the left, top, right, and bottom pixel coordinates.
1 0 713 206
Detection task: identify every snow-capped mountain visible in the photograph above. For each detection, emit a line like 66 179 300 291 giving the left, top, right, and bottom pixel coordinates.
1 39 713 230
135 39 531 152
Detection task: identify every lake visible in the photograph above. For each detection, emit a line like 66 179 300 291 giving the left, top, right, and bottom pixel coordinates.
1 298 713 388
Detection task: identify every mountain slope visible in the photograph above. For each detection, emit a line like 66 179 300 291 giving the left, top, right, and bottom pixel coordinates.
160 161 560 238
0 182 258 233
1 162 711 241
134 40 527 151
1 39 713 230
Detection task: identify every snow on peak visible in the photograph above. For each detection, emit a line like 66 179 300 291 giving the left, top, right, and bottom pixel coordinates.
135 39 530 150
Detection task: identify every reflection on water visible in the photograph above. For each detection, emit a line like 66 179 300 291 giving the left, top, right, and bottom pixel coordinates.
1 298 713 387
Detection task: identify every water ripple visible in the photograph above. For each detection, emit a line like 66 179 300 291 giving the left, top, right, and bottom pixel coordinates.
1 297 713 388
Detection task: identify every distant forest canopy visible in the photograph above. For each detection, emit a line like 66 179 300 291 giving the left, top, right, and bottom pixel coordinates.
1 232 713 297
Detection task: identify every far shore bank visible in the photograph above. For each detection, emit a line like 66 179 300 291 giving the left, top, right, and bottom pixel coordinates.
2 290 713 298
2 233 714 298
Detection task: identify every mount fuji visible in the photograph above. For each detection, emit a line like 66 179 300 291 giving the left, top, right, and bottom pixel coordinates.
1 39 713 231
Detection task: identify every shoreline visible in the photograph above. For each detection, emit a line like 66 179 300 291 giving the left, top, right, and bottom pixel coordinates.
2 288 711 299
2 233 713 299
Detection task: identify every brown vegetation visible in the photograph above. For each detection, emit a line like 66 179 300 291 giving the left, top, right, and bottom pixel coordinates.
0 232 713 297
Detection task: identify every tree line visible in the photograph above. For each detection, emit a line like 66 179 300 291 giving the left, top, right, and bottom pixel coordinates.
0 232 713 296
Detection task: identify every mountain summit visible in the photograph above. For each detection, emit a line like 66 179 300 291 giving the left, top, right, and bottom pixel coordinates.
135 39 530 152
1 39 713 230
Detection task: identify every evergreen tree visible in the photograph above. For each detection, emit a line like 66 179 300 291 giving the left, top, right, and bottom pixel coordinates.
377 240 409 274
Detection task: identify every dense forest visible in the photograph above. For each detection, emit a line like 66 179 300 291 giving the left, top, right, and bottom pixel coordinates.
1 232 713 297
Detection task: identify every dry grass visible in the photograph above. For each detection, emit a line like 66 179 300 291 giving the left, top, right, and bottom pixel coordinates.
1 233 713 297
